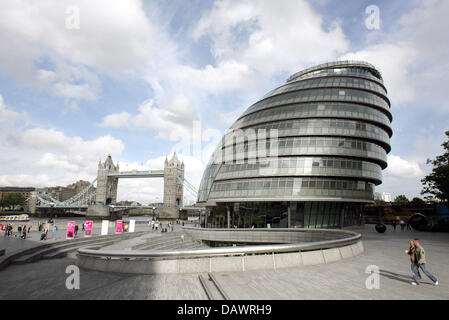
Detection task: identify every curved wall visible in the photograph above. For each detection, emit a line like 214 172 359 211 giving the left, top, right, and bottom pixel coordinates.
198 61 392 229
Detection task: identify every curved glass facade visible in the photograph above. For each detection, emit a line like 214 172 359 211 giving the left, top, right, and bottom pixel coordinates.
198 61 392 229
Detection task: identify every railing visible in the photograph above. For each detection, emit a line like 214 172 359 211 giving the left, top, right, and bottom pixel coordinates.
77 227 361 259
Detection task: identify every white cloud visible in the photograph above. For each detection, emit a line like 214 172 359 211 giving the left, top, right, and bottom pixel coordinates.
341 0 449 108
14 128 124 157
164 60 252 94
162 0 349 95
0 0 175 103
98 95 199 141
0 94 25 126
341 42 418 105
0 126 125 188
384 154 425 179
98 112 133 129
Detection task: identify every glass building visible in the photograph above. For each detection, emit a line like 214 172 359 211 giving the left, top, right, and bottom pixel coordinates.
198 61 392 229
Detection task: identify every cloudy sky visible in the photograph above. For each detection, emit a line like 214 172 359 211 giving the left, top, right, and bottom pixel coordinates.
0 0 448 204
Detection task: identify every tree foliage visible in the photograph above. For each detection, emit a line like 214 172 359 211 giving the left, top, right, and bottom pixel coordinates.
0 193 26 208
410 197 426 208
393 194 409 205
421 131 449 202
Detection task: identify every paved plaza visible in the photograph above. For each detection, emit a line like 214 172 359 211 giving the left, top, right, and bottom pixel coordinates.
0 225 448 300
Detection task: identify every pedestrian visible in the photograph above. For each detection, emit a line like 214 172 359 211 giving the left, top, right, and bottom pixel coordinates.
410 239 438 286
405 240 421 280
17 225 22 238
181 234 184 242
400 220 405 231
22 226 27 239
406 220 411 231
392 220 397 231
82 222 85 231
74 224 79 236
28 226 31 233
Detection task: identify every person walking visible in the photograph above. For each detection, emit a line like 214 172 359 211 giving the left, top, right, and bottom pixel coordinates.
74 224 79 236
400 220 405 231
392 220 397 231
405 240 421 280
22 226 27 239
410 239 438 286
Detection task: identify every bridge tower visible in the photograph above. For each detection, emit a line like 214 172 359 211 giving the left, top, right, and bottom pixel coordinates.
95 154 119 205
162 152 184 218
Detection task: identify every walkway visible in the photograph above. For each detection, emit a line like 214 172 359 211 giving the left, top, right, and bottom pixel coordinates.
0 225 448 299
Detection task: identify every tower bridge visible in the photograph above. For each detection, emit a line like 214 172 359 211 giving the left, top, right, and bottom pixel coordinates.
31 152 202 219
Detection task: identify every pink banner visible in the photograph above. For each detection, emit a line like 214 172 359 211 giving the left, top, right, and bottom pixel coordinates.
66 221 75 239
116 220 123 234
84 221 93 237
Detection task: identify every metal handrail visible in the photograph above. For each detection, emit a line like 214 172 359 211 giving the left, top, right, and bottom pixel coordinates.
77 228 361 259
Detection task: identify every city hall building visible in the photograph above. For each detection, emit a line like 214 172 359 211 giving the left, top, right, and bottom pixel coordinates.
198 61 392 229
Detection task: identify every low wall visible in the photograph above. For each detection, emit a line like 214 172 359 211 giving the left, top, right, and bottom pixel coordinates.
77 241 363 274
77 228 363 275
182 227 354 244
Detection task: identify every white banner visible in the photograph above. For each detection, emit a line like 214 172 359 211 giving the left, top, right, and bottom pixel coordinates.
129 220 135 233
101 220 109 235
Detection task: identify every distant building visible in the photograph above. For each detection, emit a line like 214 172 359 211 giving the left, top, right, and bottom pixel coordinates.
46 180 94 202
0 187 35 201
374 192 392 202
0 187 35 210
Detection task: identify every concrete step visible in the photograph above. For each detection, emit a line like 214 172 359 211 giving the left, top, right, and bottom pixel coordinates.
11 237 119 264
10 233 143 265
140 235 198 250
0 231 147 271
42 239 119 259
153 240 197 250
132 233 194 250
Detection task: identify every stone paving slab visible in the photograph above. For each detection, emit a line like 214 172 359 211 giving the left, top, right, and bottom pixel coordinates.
0 224 448 299
211 226 449 300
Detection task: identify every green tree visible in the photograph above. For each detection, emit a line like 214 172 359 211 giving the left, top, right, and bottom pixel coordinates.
0 193 26 208
421 130 449 202
410 197 426 208
393 194 409 205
